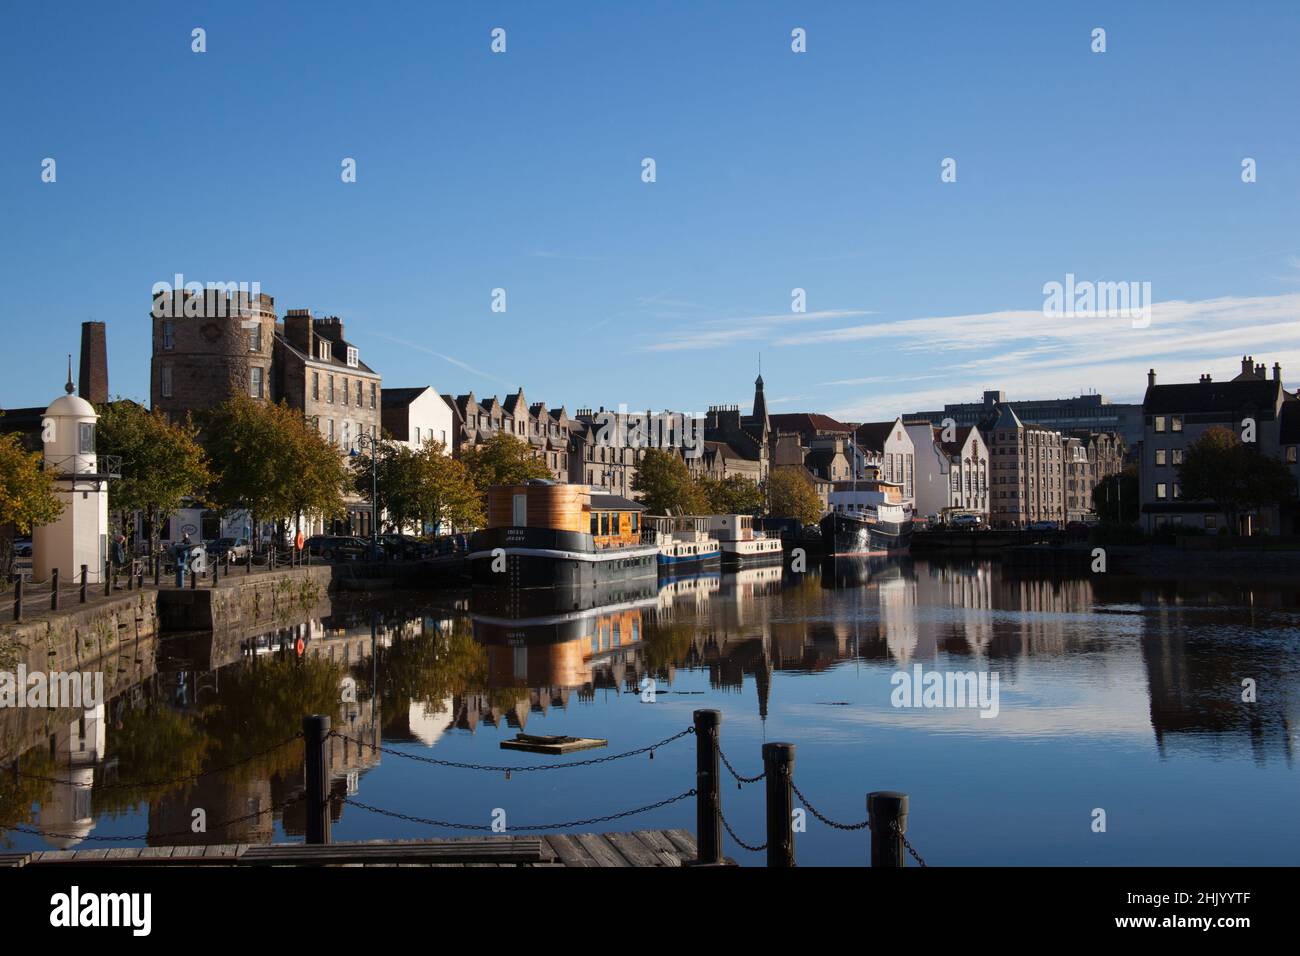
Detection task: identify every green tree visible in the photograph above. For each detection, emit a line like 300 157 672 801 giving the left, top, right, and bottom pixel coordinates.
460 432 551 493
0 430 63 579
698 473 765 515
1178 426 1295 534
1092 464 1139 525
204 396 347 548
96 400 212 555
767 466 823 525
354 439 483 534
631 448 705 515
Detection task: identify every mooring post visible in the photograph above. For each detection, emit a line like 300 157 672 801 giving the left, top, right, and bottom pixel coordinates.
104 559 112 597
13 576 23 623
763 742 796 867
80 564 88 604
304 714 331 845
693 708 723 865
868 791 909 867
50 568 60 611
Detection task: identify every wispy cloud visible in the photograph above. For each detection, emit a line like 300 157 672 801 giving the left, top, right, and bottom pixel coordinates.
372 332 514 386
810 293 1300 422
639 309 875 353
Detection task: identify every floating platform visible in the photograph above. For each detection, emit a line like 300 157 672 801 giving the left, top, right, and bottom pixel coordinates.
500 733 608 755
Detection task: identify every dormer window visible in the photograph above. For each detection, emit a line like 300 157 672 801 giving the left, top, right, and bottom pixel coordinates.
319 340 332 362
346 346 359 368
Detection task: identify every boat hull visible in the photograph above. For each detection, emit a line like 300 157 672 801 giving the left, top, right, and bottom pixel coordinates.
469 527 658 589
818 512 912 557
657 544 722 573
720 541 785 569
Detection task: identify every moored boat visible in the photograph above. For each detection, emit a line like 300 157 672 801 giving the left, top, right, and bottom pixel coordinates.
705 514 784 568
469 481 658 588
819 480 913 557
647 515 722 572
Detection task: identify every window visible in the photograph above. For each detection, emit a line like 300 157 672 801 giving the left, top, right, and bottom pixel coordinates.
78 422 95 455
312 372 320 401
356 381 362 406
1288 447 1298 464
346 346 359 368
1173 483 1182 499
1156 483 1168 500
250 367 264 399
160 365 173 397
1154 416 1166 433
328 419 335 443
1172 448 1183 465
248 322 261 352
1205 514 1217 529
162 320 175 350
370 383 376 409
342 378 349 406
1155 448 1167 466
590 514 598 535
318 341 332 362
1171 416 1183 433
328 376 335 403
414 427 421 444
343 421 350 448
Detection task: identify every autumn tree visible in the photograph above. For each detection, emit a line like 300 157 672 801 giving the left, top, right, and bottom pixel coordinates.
460 432 551 494
767 466 823 525
0 431 63 578
698 473 765 515
96 400 212 555
631 448 705 515
1092 464 1139 525
204 396 347 549
352 439 482 534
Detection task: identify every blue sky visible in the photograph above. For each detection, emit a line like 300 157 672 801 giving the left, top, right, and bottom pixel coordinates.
2 1 1299 421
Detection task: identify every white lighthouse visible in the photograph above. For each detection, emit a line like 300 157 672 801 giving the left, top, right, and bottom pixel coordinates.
33 371 110 584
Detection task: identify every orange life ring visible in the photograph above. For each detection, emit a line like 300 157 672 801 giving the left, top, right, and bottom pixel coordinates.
296 637 305 656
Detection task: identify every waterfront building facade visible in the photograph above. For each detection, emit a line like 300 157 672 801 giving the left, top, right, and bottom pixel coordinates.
1139 358 1297 534
381 386 454 452
904 421 990 521
908 389 1144 451
987 406 1065 528
854 418 916 509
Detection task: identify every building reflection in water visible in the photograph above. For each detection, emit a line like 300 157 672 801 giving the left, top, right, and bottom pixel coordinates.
5 561 1298 851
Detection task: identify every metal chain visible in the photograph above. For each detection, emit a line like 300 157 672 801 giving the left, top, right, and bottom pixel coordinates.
328 726 693 774
14 732 304 791
789 779 870 831
891 820 928 866
718 809 766 853
711 732 765 785
341 788 696 832
9 794 303 844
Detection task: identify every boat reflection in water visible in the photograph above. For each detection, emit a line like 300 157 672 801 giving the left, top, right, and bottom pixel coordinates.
819 553 908 589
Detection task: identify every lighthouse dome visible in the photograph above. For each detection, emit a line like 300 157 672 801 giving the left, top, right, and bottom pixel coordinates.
44 393 97 419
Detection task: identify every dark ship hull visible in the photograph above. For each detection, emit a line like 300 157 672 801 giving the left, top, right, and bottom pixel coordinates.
818 512 912 557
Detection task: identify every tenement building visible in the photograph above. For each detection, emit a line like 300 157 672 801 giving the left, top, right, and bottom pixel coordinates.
1140 358 1298 534
986 406 1065 528
908 389 1143 451
903 420 990 521
447 389 571 481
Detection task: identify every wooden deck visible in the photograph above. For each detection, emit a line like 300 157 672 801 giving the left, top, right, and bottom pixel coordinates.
0 830 699 868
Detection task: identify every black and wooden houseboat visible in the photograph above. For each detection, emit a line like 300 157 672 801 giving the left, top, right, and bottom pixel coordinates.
469 481 659 588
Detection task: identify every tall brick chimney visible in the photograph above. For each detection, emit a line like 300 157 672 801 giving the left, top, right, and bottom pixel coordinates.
79 321 108 404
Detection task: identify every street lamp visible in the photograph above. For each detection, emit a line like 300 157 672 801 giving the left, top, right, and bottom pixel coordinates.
350 432 382 560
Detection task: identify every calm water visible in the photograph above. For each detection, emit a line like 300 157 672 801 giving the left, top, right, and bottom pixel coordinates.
4 558 1298 865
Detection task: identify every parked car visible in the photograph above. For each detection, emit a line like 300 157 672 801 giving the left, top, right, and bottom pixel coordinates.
305 535 369 561
380 534 432 560
1027 520 1060 531
13 538 32 558
434 533 469 556
206 537 250 563
950 514 984 530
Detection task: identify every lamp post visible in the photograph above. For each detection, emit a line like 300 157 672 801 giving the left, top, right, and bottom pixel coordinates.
351 432 382 561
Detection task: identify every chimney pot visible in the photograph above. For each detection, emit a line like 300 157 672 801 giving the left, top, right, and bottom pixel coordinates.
1147 369 1156 388
1274 362 1282 381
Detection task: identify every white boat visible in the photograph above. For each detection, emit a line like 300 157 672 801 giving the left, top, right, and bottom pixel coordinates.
704 514 784 568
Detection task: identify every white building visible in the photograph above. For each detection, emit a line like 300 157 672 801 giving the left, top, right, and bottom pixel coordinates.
381 386 454 452
34 383 110 584
854 418 916 509
904 421 990 521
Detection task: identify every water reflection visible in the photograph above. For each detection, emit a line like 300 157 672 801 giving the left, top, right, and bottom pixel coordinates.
3 559 1297 862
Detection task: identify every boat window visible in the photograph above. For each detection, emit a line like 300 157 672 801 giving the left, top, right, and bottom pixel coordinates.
591 514 598 535
600 512 609 536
